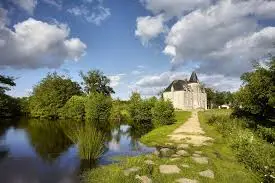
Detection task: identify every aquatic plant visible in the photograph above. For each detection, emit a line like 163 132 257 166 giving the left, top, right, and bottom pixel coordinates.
66 124 106 160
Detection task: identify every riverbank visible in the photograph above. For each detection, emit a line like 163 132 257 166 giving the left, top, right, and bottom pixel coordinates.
84 110 259 183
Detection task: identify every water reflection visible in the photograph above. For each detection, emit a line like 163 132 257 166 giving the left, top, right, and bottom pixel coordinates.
0 119 155 183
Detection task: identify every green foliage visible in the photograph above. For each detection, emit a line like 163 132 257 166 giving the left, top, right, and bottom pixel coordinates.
80 70 115 95
205 87 234 108
203 110 275 181
65 124 106 160
19 97 30 116
85 92 112 123
29 73 82 118
0 93 20 118
234 57 275 119
59 96 86 120
110 100 130 124
0 75 20 118
0 75 16 94
151 99 175 127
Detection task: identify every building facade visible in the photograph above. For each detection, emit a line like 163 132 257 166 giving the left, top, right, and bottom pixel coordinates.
163 72 207 110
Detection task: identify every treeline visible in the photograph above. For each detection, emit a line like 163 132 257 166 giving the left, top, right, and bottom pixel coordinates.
205 89 234 109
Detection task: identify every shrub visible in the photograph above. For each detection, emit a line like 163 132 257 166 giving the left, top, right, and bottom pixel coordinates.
0 93 20 118
204 111 275 181
85 92 112 123
60 96 86 120
152 100 175 127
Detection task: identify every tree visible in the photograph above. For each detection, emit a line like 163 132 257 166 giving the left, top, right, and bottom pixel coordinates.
234 57 275 119
152 99 175 127
85 92 112 124
29 73 82 118
0 75 20 118
60 96 86 120
80 70 115 95
0 75 16 94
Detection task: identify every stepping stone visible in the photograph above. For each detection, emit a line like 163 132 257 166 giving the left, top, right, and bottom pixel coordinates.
199 169 214 179
177 144 189 149
192 157 208 164
170 158 180 161
160 148 175 157
159 165 181 174
176 150 189 156
175 178 198 183
135 175 152 183
181 164 190 168
145 160 155 165
124 167 140 176
171 154 181 158
192 153 201 157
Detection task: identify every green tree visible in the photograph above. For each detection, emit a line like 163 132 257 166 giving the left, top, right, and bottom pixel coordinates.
29 73 82 118
85 92 112 124
152 99 175 127
80 70 115 95
60 96 86 120
235 57 275 119
0 75 15 94
0 75 20 118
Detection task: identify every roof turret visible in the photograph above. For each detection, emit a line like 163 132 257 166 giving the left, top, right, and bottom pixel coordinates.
189 71 199 83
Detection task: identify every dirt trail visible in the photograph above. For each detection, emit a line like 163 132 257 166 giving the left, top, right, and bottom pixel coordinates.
169 111 213 146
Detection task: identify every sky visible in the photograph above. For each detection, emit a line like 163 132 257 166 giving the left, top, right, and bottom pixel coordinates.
1 0 275 99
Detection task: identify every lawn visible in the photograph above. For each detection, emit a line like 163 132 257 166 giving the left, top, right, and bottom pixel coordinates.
140 111 191 147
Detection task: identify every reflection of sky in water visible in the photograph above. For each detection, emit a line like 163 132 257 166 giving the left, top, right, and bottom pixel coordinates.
0 123 155 183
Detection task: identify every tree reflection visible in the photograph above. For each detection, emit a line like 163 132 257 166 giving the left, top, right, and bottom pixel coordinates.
26 119 72 163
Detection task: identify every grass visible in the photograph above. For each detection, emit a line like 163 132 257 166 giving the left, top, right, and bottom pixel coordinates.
84 110 260 183
65 124 106 160
140 111 191 146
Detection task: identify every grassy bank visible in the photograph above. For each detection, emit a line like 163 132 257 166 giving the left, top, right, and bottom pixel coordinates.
140 111 191 146
84 110 260 183
200 110 275 182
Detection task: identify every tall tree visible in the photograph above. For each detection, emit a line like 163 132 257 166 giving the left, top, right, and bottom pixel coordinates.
235 57 275 119
80 70 115 95
29 72 82 118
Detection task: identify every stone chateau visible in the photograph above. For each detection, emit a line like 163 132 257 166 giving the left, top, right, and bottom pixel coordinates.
163 72 207 110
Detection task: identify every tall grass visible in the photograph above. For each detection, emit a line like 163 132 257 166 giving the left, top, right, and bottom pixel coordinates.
65 124 106 160
201 110 275 182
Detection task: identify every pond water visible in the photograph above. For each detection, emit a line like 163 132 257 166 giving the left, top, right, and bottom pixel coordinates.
0 119 155 183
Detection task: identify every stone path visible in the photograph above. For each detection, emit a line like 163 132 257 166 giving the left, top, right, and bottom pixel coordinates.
169 111 213 146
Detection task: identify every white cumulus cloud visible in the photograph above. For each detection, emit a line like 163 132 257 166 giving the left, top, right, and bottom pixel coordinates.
0 15 87 69
135 14 165 45
109 74 126 87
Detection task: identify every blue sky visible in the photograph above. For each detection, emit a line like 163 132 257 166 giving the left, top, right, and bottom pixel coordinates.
1 0 275 99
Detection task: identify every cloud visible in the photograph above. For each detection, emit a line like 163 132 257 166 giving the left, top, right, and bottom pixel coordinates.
0 16 87 69
133 71 241 96
164 0 275 76
138 0 275 78
135 14 165 45
11 0 37 14
109 74 125 87
41 0 62 9
140 0 213 17
67 1 111 25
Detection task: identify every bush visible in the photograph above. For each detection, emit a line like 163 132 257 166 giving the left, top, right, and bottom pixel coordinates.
152 100 175 127
204 111 275 181
60 96 86 120
85 92 112 123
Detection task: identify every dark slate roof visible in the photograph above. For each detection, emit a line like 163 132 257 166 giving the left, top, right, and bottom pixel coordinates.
189 72 199 83
164 80 188 92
